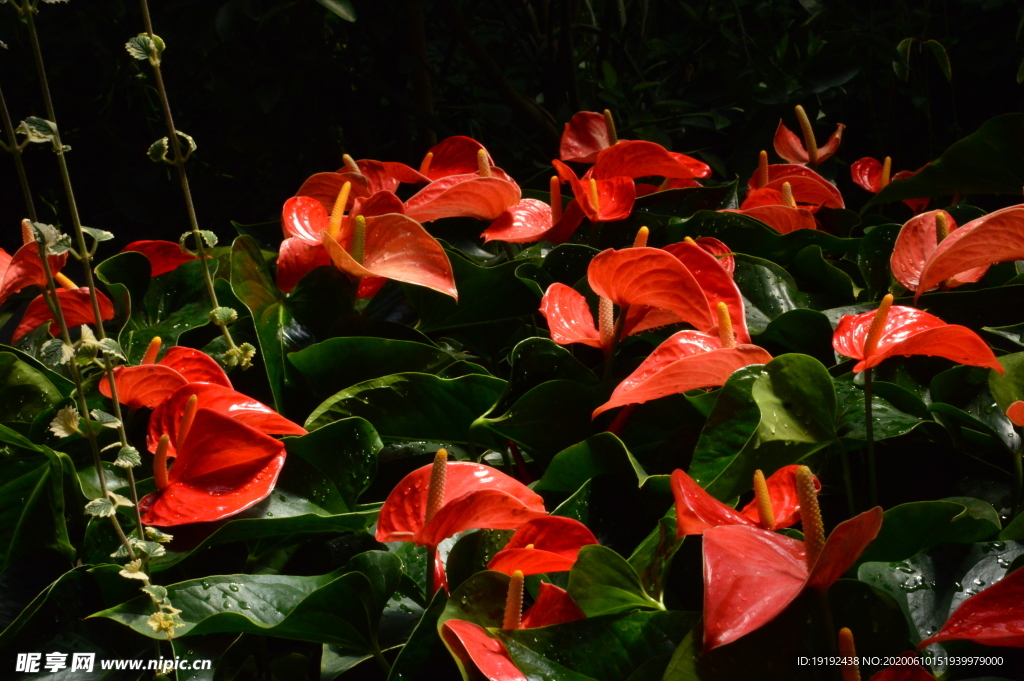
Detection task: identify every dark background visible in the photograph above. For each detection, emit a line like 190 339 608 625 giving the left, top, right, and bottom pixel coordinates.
2 0 1023 251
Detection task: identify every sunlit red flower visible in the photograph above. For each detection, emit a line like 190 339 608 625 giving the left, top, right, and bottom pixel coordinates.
560 110 618 163
487 516 598 575
911 204 1024 301
1 236 69 306
122 241 199 277
14 288 114 343
376 450 547 592
670 466 819 537
918 563 1024 649
99 342 231 410
773 105 844 167
832 295 1002 374
551 159 634 223
890 210 988 293
480 176 586 244
1007 401 1024 427
744 162 844 212
139 407 287 526
850 156 930 214
404 148 521 224
586 140 710 184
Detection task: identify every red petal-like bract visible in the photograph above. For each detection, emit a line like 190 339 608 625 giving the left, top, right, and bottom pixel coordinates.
123 241 198 277
805 508 883 591
594 331 772 416
918 564 1024 649
695 236 735 275
14 288 114 343
405 174 521 223
851 157 884 193
423 136 492 180
321 213 457 299
552 159 635 222
440 620 527 681
138 408 287 526
99 365 188 410
890 210 988 292
520 583 587 628
0 242 68 305
276 237 331 293
915 204 1024 300
282 195 328 243
744 165 845 211
487 516 598 575
158 346 232 386
702 525 808 650
589 247 716 333
773 120 844 166
376 461 546 545
738 465 820 529
868 654 938 681
832 305 1002 373
538 283 603 350
481 199 554 243
559 111 612 164
588 140 711 180
672 468 756 537
1007 401 1024 427
295 171 370 213
726 205 818 234
663 240 749 343
148 383 306 457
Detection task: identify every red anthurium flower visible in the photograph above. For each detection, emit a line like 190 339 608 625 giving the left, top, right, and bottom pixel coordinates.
592 326 773 417
702 466 883 650
0 234 69 306
587 140 711 183
481 175 587 245
670 466 820 537
441 571 585 681
890 210 988 293
560 110 616 163
832 295 1003 374
913 204 1024 302
404 149 522 224
850 157 930 214
122 241 199 277
99 340 231 410
745 158 845 212
376 450 547 593
773 105 844 167
487 516 598 575
13 288 114 343
417 136 494 180
918 563 1024 649
552 159 634 223
147 383 306 457
692 236 735 275
724 203 817 234
139 407 287 526
1006 401 1024 427
293 152 425 214
540 244 727 354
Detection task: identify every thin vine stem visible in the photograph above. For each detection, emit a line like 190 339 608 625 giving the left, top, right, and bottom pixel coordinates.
0 82 38 222
137 0 242 360
20 0 146 542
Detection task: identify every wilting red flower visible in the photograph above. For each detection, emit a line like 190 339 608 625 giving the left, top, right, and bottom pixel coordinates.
832 296 1002 374
593 327 772 417
147 383 306 457
487 516 598 575
0 239 68 306
540 240 746 355
551 159 634 223
744 164 845 212
773 105 844 167
139 408 287 526
122 241 199 277
670 466 820 537
376 451 547 592
278 188 457 299
14 288 114 343
918 564 1024 649
703 502 882 649
912 204 1024 301
890 210 988 293
99 343 231 410
850 157 930 214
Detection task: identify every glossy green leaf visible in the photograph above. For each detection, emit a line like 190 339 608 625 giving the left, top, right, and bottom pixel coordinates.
835 379 926 442
305 373 505 444
789 245 857 309
0 344 73 396
0 353 62 424
858 499 1001 563
534 433 648 496
437 570 508 632
988 351 1024 413
314 0 356 22
567 544 663 616
753 308 836 367
387 589 458 681
732 254 810 331
445 529 515 592
284 417 382 511
627 510 680 605
857 223 900 300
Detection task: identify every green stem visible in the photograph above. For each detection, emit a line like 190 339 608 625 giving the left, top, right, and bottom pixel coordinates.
815 588 838 654
0 82 38 222
23 1 147 543
371 639 392 674
864 368 878 508
137 0 241 362
838 443 857 517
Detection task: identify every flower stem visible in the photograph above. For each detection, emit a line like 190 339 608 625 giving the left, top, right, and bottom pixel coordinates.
602 304 630 381
370 639 392 674
815 588 838 654
0 82 38 222
864 368 878 508
137 0 243 363
838 443 858 517
22 3 147 544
